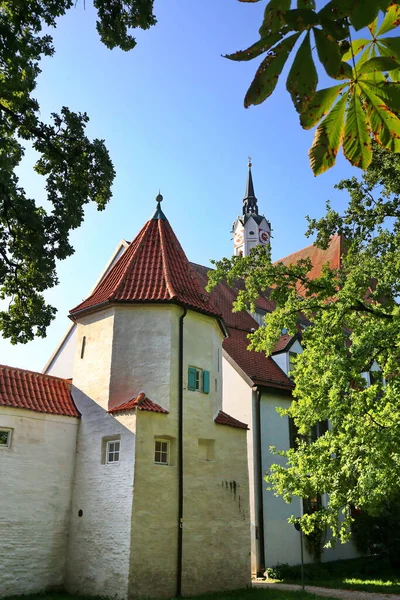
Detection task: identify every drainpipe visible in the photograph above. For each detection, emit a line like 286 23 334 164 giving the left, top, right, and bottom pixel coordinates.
177 306 187 597
255 388 266 575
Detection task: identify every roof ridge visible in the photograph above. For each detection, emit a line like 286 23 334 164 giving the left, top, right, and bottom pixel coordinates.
0 363 71 384
158 219 178 300
276 234 341 265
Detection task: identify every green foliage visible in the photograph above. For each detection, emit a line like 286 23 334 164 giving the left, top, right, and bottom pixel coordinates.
265 556 400 592
227 1 400 175
0 1 156 343
351 500 400 567
208 142 400 544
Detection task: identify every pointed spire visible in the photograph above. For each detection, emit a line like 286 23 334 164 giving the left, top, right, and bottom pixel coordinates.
243 159 258 216
152 190 167 221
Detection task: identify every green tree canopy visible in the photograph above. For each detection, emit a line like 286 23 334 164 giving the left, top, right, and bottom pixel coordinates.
208 142 400 543
0 0 156 343
227 0 400 175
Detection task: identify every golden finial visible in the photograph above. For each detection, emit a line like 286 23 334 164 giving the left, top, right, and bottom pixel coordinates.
248 156 252 168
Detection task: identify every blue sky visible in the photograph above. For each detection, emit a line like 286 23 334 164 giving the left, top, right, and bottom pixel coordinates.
2 0 359 371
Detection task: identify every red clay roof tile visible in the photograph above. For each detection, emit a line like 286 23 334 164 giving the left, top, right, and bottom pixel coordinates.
215 410 248 430
70 217 221 319
108 392 168 414
0 364 80 417
275 235 343 296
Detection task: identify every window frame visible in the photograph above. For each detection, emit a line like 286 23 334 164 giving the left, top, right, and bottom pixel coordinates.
154 438 170 466
288 350 297 374
0 427 12 449
106 439 121 464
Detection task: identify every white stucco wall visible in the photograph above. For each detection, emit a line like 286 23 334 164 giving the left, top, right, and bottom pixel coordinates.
45 324 76 379
222 355 260 576
0 407 79 597
67 307 136 599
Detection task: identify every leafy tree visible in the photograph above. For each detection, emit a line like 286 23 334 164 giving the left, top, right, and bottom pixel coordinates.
227 0 400 175
0 1 156 343
208 141 400 545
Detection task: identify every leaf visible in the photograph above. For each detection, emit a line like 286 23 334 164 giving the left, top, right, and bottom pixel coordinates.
314 28 353 79
309 91 348 175
297 0 316 7
283 9 319 31
362 80 400 112
244 33 301 107
225 31 285 62
287 31 318 113
342 39 371 63
259 0 291 37
361 82 400 151
300 84 348 129
358 56 400 75
369 16 379 36
349 0 380 31
376 3 400 36
342 90 372 170
377 39 400 81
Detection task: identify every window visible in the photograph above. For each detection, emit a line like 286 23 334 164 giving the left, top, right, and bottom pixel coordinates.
0 428 12 448
154 439 169 465
198 439 215 461
289 418 328 449
188 367 210 394
80 336 86 359
106 440 120 464
251 308 266 326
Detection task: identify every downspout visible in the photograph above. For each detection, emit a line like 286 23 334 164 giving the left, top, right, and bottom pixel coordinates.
256 388 266 575
177 306 187 597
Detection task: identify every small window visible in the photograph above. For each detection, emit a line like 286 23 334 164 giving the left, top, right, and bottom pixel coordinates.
0 428 12 448
106 440 120 464
154 439 169 465
198 439 215 461
188 367 210 393
80 336 86 359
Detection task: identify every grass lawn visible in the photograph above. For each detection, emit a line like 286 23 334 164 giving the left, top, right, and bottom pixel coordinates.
272 556 400 594
3 589 336 600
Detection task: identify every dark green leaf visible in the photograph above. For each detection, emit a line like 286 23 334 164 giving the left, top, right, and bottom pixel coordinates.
378 0 392 10
259 0 291 37
309 91 348 175
283 9 319 31
314 28 353 79
297 0 316 8
300 84 348 129
225 31 285 62
361 82 400 152
377 39 400 81
318 0 355 22
376 3 400 36
342 39 371 63
244 33 301 107
343 90 372 169
349 1 380 31
287 32 318 112
358 56 400 75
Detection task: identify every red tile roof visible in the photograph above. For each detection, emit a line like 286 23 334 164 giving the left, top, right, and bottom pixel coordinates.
0 364 80 417
272 333 295 354
70 216 221 319
215 410 249 430
275 235 344 296
108 392 168 414
191 263 294 390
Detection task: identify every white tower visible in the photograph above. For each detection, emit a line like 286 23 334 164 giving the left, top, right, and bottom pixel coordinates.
232 161 271 257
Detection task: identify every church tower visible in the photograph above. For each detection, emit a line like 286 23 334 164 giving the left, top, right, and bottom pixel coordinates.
232 161 271 256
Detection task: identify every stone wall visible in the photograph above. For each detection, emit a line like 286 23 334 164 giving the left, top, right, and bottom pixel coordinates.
0 407 78 597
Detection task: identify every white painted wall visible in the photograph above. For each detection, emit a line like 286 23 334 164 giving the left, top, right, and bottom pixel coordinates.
67 306 137 599
0 407 79 597
222 355 260 575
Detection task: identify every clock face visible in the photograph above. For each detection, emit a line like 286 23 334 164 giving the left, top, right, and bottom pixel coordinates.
259 228 270 245
234 230 244 247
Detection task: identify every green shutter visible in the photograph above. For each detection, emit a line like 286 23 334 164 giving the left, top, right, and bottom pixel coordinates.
203 370 210 394
188 367 197 391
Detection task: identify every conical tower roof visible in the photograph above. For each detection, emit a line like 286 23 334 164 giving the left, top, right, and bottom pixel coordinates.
70 198 221 320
